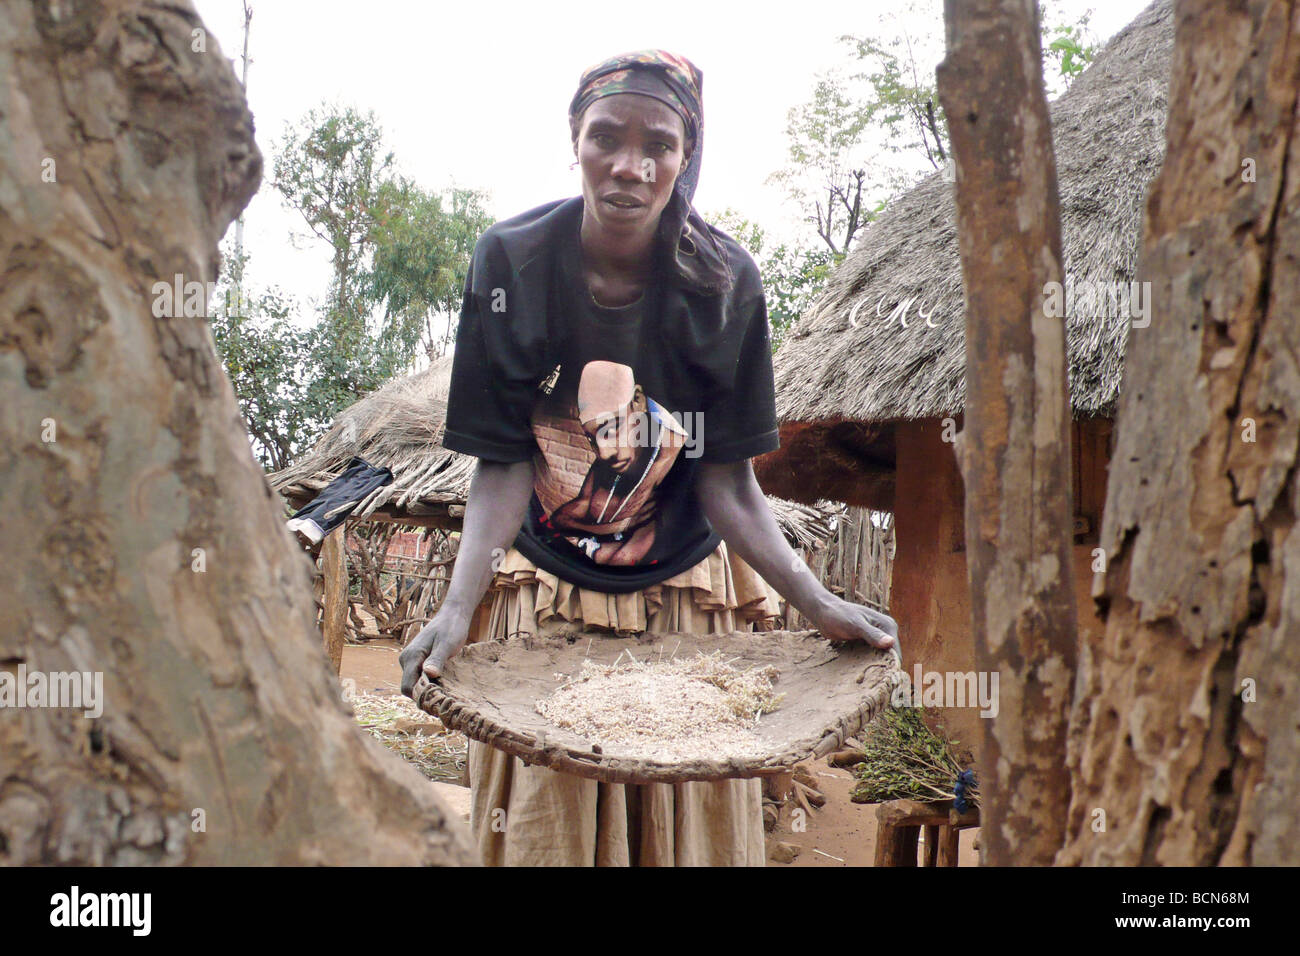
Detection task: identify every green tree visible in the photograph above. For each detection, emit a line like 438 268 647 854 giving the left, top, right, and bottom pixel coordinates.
366 180 492 361
271 103 428 410
209 250 318 471
214 103 495 470
273 104 393 342
838 30 949 173
767 75 884 255
777 0 1098 256
1040 2 1099 97
762 241 837 351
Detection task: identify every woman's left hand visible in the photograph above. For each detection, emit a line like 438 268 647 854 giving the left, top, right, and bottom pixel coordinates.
812 596 900 659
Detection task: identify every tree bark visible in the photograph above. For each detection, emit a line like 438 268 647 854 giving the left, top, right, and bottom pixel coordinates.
936 0 1078 865
1059 0 1300 866
0 0 476 865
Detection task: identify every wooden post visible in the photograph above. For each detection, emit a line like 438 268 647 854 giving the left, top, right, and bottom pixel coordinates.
936 0 1078 866
321 527 347 675
874 820 919 867
874 800 978 866
922 824 939 866
936 826 961 867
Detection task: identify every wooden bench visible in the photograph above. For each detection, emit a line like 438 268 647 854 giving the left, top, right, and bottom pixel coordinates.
874 798 979 866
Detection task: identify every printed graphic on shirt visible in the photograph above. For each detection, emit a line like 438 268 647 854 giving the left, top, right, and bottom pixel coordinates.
531 359 688 566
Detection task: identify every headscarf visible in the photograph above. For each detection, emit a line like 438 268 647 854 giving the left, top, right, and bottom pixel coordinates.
568 50 734 296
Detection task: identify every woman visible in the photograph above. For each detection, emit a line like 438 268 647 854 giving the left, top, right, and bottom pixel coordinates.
399 50 898 866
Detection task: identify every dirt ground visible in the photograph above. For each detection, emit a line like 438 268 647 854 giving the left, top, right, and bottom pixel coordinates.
340 642 980 866
340 638 405 694
764 755 979 867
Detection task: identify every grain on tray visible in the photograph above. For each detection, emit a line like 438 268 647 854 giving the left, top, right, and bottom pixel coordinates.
534 649 784 763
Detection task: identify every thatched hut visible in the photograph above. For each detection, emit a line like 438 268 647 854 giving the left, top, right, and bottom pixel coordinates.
270 357 840 643
753 0 1174 756
272 357 468 530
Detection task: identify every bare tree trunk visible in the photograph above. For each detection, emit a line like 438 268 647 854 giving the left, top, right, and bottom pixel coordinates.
1059 0 1300 866
0 0 475 865
937 0 1078 865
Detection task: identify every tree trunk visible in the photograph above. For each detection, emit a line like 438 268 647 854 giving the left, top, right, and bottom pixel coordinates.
1058 0 1300 866
0 0 475 865
936 0 1078 865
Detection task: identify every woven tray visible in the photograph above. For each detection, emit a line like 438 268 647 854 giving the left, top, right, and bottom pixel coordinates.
411 628 902 784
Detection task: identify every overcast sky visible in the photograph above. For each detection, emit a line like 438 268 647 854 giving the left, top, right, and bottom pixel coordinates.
192 0 1153 331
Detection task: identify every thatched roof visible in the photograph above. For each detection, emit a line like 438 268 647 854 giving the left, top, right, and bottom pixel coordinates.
270 357 472 526
758 0 1172 506
269 357 839 547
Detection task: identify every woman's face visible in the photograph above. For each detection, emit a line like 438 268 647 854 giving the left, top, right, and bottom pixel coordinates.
574 94 689 236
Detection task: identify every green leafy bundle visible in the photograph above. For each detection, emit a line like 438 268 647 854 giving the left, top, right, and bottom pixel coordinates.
850 706 977 806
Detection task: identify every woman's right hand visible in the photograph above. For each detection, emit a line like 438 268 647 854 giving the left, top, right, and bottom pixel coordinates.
399 607 471 697
398 459 533 698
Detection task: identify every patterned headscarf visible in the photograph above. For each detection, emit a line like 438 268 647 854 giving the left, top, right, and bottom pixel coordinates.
569 50 733 295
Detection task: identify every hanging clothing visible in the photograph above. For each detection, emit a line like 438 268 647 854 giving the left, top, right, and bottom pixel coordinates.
285 456 393 543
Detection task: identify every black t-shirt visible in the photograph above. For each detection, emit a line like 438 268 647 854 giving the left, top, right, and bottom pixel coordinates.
442 197 779 593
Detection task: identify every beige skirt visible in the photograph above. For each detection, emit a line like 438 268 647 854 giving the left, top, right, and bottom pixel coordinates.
466 539 782 866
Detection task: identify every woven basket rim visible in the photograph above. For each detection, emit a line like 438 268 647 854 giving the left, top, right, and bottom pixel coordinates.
412 629 902 784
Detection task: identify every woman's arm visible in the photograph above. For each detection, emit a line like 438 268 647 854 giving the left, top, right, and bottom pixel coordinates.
695 460 899 654
399 458 534 694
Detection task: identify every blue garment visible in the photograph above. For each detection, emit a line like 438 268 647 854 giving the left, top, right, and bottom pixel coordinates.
954 770 977 813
